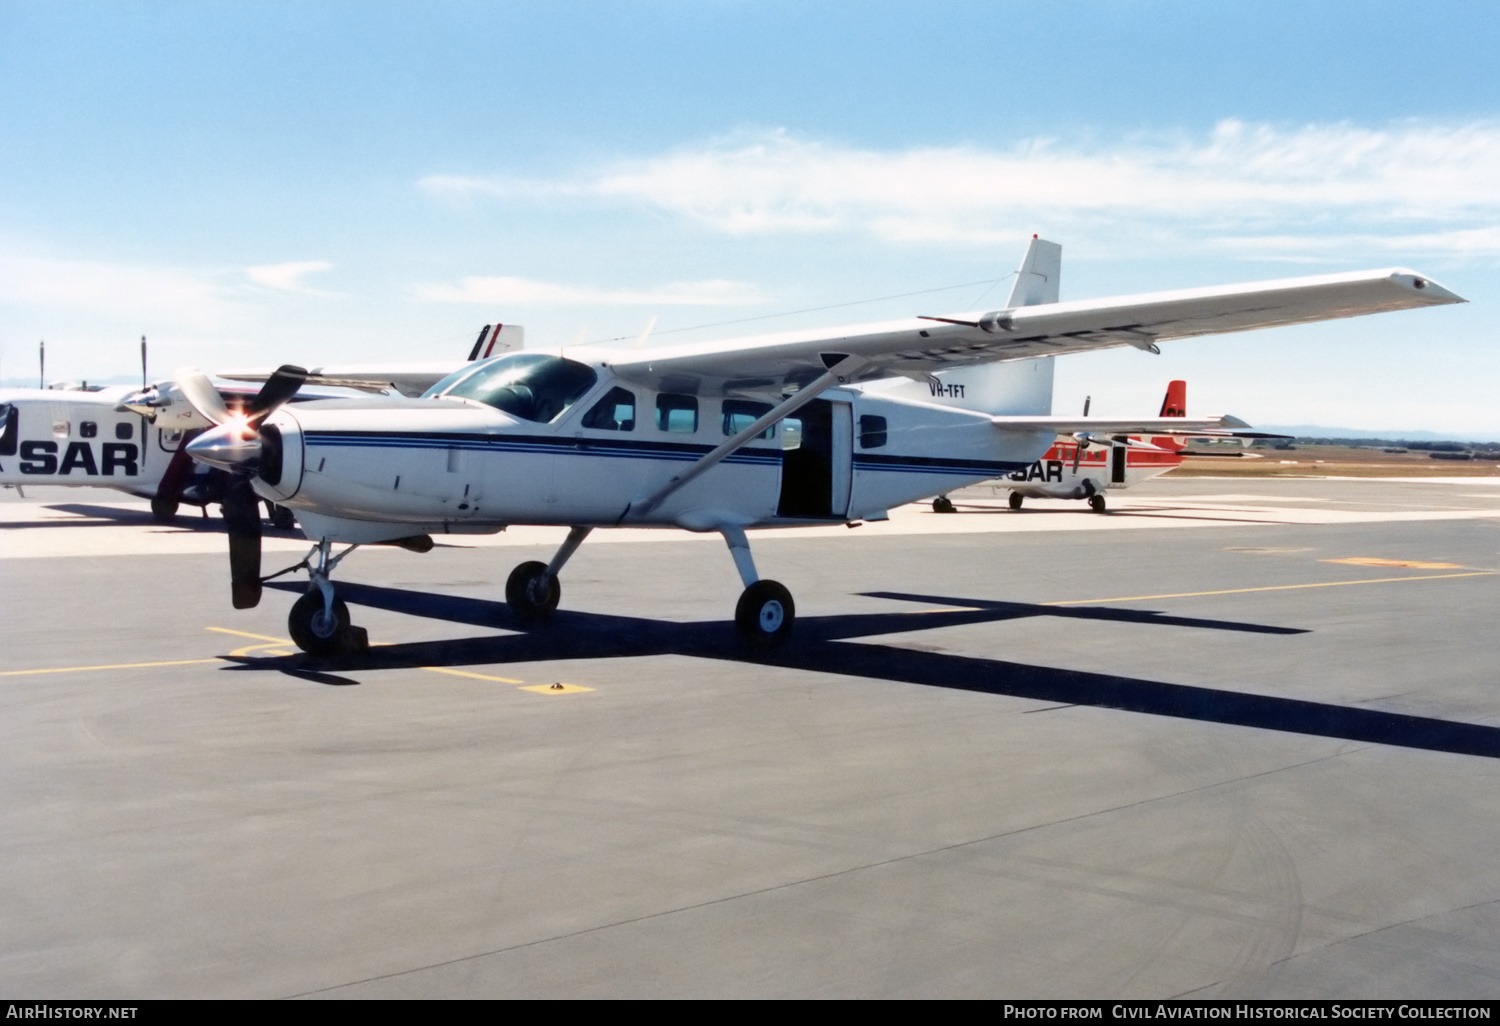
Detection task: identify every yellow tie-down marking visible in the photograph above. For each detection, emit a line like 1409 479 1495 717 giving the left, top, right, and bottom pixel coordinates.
207 630 595 694
1321 557 1465 569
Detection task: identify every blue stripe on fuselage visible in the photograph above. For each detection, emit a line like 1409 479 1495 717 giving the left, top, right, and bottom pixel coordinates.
304 431 1019 476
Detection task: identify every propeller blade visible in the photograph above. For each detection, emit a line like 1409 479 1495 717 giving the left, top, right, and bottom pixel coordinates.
1072 438 1086 472
175 367 233 426
246 364 307 425
223 478 263 609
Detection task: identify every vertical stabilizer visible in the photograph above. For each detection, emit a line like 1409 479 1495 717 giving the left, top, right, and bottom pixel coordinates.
1159 380 1187 417
866 237 1064 415
1006 236 1063 308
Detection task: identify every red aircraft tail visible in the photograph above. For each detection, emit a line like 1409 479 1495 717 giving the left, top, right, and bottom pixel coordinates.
1159 380 1187 417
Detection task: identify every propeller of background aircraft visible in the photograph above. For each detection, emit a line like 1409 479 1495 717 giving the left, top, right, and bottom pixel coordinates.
176 364 307 608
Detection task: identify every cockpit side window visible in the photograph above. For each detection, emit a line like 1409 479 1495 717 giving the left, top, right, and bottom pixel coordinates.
582 387 636 431
427 353 598 423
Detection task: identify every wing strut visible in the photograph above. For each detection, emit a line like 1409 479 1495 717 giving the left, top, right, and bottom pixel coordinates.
626 355 868 519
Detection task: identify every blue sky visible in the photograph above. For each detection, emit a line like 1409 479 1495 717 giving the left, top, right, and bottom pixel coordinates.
2 1 1497 433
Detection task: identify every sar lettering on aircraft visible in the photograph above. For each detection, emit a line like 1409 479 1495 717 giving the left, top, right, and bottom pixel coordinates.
18 439 139 476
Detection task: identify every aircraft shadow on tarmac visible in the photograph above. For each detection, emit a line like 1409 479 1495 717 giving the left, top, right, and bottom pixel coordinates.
216 580 1500 761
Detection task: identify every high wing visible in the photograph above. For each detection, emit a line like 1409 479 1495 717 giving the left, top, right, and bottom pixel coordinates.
216 362 464 397
601 268 1464 398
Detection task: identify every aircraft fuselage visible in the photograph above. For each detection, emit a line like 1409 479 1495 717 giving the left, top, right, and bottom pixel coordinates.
251 365 1053 543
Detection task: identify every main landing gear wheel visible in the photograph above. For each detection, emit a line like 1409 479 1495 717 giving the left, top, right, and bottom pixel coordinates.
736 580 795 649
288 591 351 656
150 496 179 523
1089 494 1107 513
268 504 296 530
506 560 561 622
1008 492 1024 510
932 495 956 514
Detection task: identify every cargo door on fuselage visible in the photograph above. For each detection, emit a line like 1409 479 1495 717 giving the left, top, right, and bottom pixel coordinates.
777 398 852 519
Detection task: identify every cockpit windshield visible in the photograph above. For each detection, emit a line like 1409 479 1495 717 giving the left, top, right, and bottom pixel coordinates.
423 353 598 423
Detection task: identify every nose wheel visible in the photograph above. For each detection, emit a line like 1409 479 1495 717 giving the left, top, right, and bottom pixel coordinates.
735 580 795 649
506 560 561 621
288 591 352 656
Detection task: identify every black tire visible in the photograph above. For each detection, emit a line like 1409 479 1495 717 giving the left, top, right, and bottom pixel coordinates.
1007 492 1023 510
268 504 296 530
735 580 795 649
932 495 956 514
1089 494 1107 513
506 560 560 621
150 496 179 522
288 591 351 656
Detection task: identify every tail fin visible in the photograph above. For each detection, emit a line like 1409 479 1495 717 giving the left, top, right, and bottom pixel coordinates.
1005 235 1063 307
1159 380 1187 417
866 237 1062 415
467 323 525 361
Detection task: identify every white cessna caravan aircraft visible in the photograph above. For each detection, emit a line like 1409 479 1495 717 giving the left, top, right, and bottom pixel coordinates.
178 239 1463 654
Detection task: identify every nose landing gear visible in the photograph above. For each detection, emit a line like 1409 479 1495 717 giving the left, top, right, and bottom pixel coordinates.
286 539 366 656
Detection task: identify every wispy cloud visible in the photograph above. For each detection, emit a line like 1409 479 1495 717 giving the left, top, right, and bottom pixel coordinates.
412 275 762 306
421 121 1500 256
246 260 335 295
0 248 237 329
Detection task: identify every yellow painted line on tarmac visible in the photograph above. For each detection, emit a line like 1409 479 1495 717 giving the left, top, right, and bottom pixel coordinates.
205 628 299 658
206 627 290 644
0 658 221 678
1044 570 1497 607
1322 557 1464 569
422 666 525 685
425 666 591 694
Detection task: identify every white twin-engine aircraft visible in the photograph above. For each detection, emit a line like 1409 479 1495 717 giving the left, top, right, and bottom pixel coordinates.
994 379 1288 513
178 239 1464 654
0 325 521 521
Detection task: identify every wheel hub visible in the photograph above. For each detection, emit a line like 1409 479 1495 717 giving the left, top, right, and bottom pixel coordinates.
758 600 784 632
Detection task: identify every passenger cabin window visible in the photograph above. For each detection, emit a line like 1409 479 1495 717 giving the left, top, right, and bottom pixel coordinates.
80 421 97 438
722 399 774 439
859 415 888 448
582 387 636 431
656 394 698 433
115 422 133 440
424 353 598 424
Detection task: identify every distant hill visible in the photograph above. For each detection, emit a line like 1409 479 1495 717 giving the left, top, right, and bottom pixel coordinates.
1261 426 1500 445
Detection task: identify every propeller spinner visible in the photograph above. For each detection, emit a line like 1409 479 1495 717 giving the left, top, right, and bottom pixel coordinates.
176 365 307 609
180 365 307 472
